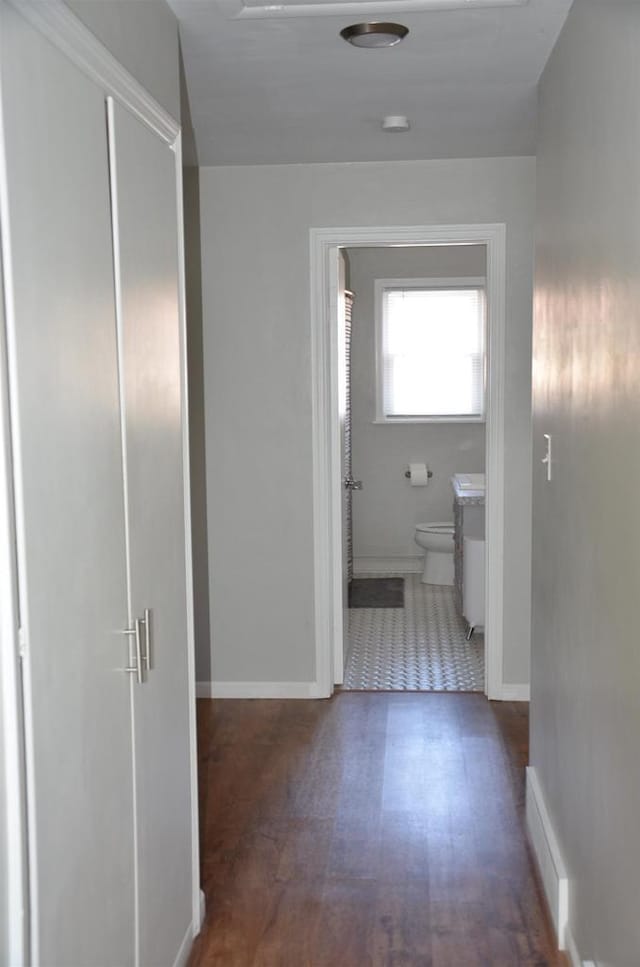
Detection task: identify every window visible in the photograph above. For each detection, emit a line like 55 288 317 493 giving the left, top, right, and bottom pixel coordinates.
375 277 486 423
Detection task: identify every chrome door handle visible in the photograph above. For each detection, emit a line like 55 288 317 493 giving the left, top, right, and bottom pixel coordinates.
119 619 143 684
142 608 152 673
132 617 143 685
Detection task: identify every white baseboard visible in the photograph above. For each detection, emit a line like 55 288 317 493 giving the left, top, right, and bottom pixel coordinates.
196 680 327 699
172 920 197 967
526 767 569 950
564 924 587 967
353 556 423 575
565 923 597 967
198 680 529 701
497 683 530 702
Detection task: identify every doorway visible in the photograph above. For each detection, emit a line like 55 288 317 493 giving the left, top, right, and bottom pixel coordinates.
342 244 486 692
310 224 507 700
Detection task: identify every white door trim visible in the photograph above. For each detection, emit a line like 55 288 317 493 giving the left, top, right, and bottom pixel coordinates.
1 0 201 956
310 223 507 700
173 129 203 941
0 187 29 966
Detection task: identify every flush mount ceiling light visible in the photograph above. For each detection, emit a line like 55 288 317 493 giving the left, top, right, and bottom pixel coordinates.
382 115 411 132
340 22 409 48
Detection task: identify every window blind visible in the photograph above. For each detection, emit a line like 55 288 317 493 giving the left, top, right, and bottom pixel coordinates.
381 286 485 419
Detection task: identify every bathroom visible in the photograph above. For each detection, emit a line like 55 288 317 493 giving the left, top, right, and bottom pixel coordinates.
343 243 487 691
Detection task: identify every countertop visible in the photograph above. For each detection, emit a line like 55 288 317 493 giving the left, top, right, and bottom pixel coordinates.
451 475 486 506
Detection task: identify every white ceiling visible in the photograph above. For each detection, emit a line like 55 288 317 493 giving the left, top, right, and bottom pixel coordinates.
169 0 572 166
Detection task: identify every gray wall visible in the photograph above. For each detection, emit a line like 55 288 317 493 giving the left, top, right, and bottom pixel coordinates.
180 47 198 167
183 167 211 683
348 245 486 563
532 2 640 961
199 157 535 687
64 1 180 119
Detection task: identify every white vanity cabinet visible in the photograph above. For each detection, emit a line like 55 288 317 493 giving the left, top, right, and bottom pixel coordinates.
0 4 198 964
452 477 486 628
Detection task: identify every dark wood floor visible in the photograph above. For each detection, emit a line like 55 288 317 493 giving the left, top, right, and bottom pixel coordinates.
189 693 565 966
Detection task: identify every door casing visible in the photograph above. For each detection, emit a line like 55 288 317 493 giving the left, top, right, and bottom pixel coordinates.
310 224 508 700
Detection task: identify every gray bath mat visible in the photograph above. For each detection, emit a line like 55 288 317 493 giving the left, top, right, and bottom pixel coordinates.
348 577 405 609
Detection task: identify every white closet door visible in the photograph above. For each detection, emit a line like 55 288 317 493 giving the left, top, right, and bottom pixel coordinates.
108 101 193 966
0 8 135 965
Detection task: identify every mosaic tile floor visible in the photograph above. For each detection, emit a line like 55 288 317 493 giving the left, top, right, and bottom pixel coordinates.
343 573 484 692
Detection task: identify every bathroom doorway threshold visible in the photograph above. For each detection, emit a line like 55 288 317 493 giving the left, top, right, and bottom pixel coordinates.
343 577 484 692
310 223 507 701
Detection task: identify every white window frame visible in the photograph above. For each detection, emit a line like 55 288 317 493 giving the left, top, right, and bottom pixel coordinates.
374 276 487 424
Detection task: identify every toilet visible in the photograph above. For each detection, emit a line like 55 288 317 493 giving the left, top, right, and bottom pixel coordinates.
414 522 455 585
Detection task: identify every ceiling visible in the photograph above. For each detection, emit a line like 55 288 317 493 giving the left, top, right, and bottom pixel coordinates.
169 0 572 166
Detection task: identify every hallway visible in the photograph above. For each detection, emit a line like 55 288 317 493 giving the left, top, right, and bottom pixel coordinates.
190 694 564 966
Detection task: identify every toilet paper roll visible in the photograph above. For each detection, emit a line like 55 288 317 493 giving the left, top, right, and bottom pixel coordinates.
409 463 430 487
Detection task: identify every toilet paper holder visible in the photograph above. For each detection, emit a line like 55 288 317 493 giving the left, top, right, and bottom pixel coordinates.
404 467 433 480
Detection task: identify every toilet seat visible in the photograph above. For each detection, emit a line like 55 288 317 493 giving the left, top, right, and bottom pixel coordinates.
415 522 454 534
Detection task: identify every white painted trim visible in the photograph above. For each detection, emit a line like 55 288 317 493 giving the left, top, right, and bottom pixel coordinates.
353 557 424 575
171 920 197 967
525 767 569 950
329 247 344 689
0 13 32 959
377 277 487 286
498 683 530 702
564 925 584 967
483 227 507 700
0 82 28 965
197 680 326 699
310 233 336 698
310 224 508 699
374 276 487 425
105 95 143 965
222 0 528 21
6 0 179 144
173 130 203 956
372 417 485 425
